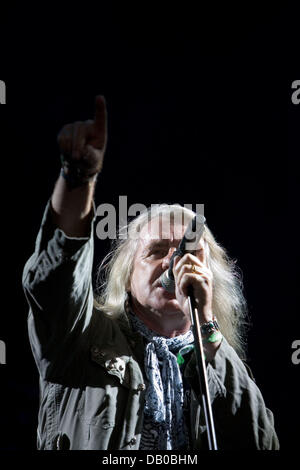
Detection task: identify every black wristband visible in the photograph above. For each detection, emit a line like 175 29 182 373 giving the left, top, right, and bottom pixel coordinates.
60 155 98 189
60 167 98 189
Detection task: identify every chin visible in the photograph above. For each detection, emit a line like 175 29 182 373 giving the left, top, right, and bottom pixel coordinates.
154 298 181 314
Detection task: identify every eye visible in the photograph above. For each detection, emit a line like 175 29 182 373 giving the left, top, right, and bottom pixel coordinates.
148 247 168 258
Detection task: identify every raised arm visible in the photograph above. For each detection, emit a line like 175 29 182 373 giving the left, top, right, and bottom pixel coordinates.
23 96 108 379
51 95 107 236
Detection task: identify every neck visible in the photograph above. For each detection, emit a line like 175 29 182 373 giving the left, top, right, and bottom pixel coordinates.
129 298 191 338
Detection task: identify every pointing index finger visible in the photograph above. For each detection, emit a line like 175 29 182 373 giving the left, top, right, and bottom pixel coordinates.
94 95 107 133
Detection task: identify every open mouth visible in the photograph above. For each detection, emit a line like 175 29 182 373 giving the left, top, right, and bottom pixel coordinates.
157 285 176 298
153 278 176 298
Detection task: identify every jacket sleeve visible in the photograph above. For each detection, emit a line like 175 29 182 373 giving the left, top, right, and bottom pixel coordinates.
22 200 96 379
205 337 280 449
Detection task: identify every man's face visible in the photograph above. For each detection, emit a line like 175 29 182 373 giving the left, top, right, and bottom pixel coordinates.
129 215 204 318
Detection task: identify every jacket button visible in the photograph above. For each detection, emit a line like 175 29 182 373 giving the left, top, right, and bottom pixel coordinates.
130 437 137 445
137 383 146 391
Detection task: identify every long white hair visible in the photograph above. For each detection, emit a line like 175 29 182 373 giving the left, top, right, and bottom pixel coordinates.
94 204 249 359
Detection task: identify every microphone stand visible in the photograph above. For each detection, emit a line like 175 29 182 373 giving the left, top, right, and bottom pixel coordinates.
187 286 218 450
160 214 217 449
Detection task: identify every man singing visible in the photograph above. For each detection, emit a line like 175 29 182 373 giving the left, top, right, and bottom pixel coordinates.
22 96 279 450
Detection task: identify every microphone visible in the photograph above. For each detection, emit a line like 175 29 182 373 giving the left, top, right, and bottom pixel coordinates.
160 214 206 293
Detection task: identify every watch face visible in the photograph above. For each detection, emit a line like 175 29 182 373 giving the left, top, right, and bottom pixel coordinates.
201 320 220 335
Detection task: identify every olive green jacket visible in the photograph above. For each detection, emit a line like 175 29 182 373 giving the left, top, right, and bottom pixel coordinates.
22 202 279 450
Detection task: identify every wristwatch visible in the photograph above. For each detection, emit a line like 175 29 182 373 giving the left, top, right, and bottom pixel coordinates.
200 318 222 343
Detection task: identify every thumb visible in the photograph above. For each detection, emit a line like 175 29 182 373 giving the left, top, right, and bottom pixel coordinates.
172 252 182 275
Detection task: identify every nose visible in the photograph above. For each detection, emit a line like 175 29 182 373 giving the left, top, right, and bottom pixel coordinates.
161 247 177 270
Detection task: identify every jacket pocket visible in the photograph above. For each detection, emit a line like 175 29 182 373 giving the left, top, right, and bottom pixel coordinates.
76 386 116 429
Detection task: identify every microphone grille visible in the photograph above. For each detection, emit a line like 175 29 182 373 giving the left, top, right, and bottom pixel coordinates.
160 271 175 293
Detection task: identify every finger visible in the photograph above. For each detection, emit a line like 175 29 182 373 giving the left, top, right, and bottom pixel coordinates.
176 262 211 282
172 254 184 280
94 95 107 143
180 272 208 297
172 253 182 268
174 253 204 276
73 121 96 160
58 124 73 158
83 144 104 173
176 263 211 290
198 246 206 264
71 122 84 160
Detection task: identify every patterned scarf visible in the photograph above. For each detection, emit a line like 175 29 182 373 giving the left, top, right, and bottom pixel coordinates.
128 311 194 450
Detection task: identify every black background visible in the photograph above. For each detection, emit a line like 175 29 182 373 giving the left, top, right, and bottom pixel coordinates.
0 2 299 454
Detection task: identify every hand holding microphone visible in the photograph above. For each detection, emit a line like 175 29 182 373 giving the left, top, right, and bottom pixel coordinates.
160 214 206 293
160 214 214 325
